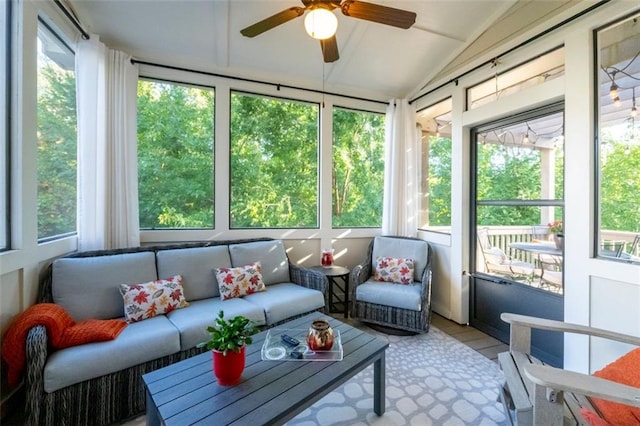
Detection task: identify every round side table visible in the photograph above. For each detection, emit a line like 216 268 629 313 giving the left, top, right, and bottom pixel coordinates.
310 265 350 318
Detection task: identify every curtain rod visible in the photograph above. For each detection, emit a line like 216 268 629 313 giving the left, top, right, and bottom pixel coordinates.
409 0 610 105
54 0 90 40
131 59 389 106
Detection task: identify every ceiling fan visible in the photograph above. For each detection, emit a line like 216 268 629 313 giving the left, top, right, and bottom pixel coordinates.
240 0 417 63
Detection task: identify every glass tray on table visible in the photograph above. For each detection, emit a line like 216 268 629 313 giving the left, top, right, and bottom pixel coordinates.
261 328 343 361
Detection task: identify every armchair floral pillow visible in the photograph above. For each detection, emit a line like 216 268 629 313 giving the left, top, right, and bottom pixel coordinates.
374 256 415 284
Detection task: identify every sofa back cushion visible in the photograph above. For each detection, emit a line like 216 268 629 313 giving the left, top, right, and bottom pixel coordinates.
156 245 231 301
229 240 289 285
52 252 158 321
371 236 429 282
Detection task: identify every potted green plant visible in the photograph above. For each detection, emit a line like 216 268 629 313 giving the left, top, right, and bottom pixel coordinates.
197 310 259 385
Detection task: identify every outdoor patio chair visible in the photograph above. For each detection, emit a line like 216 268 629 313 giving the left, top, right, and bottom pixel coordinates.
499 313 640 425
350 236 432 333
538 255 563 291
477 228 536 280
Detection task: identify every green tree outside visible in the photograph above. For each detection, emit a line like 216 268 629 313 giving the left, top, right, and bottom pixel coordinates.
137 80 214 228
37 54 77 239
332 107 385 227
229 92 318 228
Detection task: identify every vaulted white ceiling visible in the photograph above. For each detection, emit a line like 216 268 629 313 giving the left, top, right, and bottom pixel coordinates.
68 0 590 101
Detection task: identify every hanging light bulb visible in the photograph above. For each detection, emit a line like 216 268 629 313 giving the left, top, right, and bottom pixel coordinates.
523 133 530 144
613 96 621 107
624 145 631 155
632 106 638 118
304 8 338 40
609 82 619 99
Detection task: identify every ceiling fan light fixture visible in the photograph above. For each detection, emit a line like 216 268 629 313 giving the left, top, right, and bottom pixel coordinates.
304 8 338 40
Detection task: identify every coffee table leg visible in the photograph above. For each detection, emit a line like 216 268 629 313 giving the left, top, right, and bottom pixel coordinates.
146 390 161 426
373 352 386 415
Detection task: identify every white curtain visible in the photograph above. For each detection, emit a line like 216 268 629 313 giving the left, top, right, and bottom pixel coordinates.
382 99 419 237
76 36 140 250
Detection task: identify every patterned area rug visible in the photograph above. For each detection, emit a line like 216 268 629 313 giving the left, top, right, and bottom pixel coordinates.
286 322 507 426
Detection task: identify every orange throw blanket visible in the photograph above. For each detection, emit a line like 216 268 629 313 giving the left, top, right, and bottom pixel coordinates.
1 303 127 388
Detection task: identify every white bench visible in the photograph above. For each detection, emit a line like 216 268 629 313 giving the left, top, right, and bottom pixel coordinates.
498 313 640 425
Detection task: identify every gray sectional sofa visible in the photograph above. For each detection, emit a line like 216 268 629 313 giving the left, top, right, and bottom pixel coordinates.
25 238 328 426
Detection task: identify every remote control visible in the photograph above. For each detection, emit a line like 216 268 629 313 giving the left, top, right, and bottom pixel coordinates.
281 334 300 346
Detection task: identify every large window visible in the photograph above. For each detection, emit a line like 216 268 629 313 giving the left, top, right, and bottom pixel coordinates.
137 80 214 229
595 12 640 262
332 107 384 227
37 21 77 241
1 0 8 250
229 92 318 228
417 98 452 231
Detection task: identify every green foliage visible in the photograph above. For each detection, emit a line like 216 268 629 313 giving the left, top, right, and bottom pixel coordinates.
426 135 452 226
197 311 259 355
332 108 385 227
476 143 543 226
137 81 214 229
37 58 77 239
600 142 640 232
229 93 318 228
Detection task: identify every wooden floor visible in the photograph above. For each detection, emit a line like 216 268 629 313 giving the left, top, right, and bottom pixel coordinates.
432 313 509 362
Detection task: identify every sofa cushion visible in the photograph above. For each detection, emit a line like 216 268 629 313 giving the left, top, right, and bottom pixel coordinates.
356 279 422 311
156 245 231 301
166 298 266 350
374 256 415 284
371 237 429 282
243 283 325 325
52 252 158 321
215 262 266 301
229 240 290 285
44 315 180 393
120 275 189 322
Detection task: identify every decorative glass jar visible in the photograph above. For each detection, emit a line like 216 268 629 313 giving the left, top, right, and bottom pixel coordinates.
321 249 334 268
307 319 334 351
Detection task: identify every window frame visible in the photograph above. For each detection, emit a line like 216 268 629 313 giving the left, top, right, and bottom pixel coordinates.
417 97 453 234
593 10 640 264
136 77 216 230
36 17 78 243
0 0 10 251
331 104 385 229
228 89 320 230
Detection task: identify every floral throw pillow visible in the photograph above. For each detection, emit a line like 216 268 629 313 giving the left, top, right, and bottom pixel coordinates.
215 262 266 301
374 256 415 284
120 275 189 323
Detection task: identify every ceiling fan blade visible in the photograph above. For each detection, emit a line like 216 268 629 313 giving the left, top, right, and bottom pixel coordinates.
340 0 416 29
241 7 306 37
320 36 339 63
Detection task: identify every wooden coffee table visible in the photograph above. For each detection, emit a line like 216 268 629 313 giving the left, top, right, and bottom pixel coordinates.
143 313 388 425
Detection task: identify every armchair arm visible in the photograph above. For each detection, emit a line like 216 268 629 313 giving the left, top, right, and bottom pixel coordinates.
25 325 48 426
289 264 329 311
526 363 640 408
350 263 371 287
501 312 640 353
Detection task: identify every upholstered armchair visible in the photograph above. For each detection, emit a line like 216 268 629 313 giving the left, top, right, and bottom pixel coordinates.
350 236 432 333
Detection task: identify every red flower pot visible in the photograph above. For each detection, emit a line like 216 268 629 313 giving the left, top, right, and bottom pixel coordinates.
212 346 246 386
